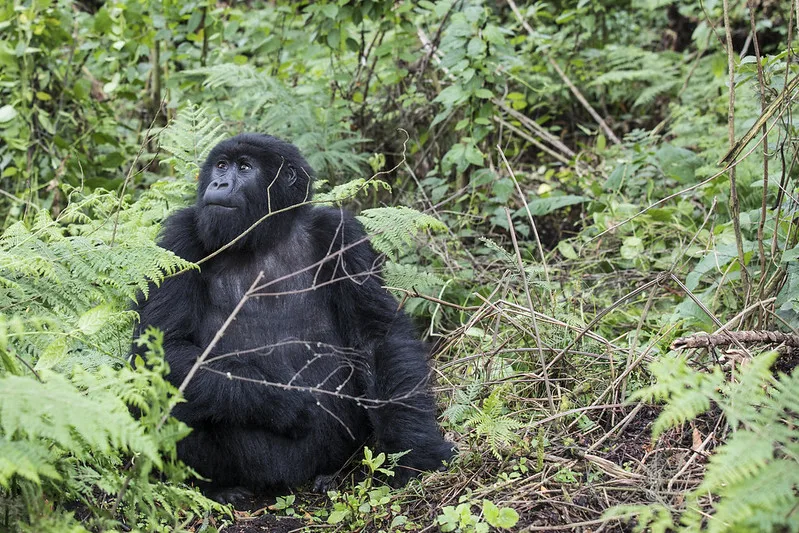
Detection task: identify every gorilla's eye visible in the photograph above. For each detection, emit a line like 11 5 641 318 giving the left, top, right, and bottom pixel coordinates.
216 161 228 170
239 162 251 172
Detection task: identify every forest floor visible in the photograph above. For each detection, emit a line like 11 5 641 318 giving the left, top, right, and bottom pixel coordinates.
205 404 680 532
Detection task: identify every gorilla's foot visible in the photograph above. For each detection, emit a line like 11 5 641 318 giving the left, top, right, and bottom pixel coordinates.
207 486 255 507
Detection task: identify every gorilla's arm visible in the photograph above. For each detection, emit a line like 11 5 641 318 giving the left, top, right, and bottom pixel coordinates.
311 208 453 475
135 208 310 432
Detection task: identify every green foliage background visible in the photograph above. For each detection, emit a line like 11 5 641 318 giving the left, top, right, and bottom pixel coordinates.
0 0 797 531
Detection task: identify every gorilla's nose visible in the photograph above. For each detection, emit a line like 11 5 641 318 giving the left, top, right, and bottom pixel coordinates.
204 179 233 205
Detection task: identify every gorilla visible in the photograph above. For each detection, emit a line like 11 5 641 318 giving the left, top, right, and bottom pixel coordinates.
134 134 454 502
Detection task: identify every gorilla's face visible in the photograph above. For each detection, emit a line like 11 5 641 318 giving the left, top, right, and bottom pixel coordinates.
195 134 313 252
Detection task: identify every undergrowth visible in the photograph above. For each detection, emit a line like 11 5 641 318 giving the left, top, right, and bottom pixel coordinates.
0 0 797 531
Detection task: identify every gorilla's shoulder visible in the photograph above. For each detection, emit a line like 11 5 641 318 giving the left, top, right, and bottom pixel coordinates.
159 206 205 262
306 206 377 266
307 206 367 241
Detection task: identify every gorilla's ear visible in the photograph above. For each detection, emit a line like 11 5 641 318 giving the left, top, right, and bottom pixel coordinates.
287 165 298 186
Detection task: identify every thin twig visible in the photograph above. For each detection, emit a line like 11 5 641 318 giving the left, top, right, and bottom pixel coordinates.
498 146 553 307
722 0 751 303
504 207 554 411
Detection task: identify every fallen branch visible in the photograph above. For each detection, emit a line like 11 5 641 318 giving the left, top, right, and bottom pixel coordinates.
671 330 799 350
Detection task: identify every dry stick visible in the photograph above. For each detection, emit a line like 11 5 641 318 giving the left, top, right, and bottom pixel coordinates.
748 1 771 305
504 208 555 412
471 293 547 380
769 0 796 253
668 273 752 355
719 74 799 166
499 300 619 348
621 288 655 401
565 323 678 434
717 296 777 331
506 0 620 145
586 402 645 452
384 287 481 312
494 117 571 166
667 430 715 492
672 330 799 350
496 102 576 158
498 146 553 306
722 0 751 304
527 403 626 430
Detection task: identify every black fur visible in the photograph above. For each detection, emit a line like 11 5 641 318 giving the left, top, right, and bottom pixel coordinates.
134 134 453 499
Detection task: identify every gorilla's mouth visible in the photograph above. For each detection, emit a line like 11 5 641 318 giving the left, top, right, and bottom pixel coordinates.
205 203 237 209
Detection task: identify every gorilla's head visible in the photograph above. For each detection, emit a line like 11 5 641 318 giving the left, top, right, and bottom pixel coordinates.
195 134 314 252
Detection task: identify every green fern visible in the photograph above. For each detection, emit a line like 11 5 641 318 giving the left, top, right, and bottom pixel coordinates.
588 45 681 108
0 329 221 531
443 382 482 425
0 192 194 370
616 351 799 533
159 103 227 179
357 206 446 259
0 438 60 486
185 64 369 178
0 370 160 469
630 355 723 438
463 387 523 459
314 177 391 204
383 262 444 295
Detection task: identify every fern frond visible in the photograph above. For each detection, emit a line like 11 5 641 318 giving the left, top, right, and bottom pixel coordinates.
0 438 60 485
602 504 675 533
0 371 160 471
630 353 799 532
357 206 446 259
631 356 722 438
383 262 444 294
185 64 264 90
314 178 391 205
464 387 522 459
0 188 195 369
159 103 227 179
443 383 482 425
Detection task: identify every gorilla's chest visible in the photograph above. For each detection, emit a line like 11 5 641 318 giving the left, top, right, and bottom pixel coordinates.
198 246 337 350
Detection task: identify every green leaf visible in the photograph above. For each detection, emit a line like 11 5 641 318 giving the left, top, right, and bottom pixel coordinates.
523 195 589 216
604 162 628 191
620 236 644 260
782 244 799 263
435 84 467 107
77 303 114 335
558 241 578 260
0 104 17 123
467 37 486 57
321 3 339 18
35 337 69 371
327 509 349 524
482 24 505 44
483 500 519 529
186 10 203 33
656 144 701 183
464 144 484 165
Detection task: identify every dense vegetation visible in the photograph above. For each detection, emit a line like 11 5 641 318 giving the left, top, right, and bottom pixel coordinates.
0 0 797 531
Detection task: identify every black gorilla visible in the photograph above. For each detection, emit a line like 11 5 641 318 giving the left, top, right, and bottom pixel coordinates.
134 134 453 501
